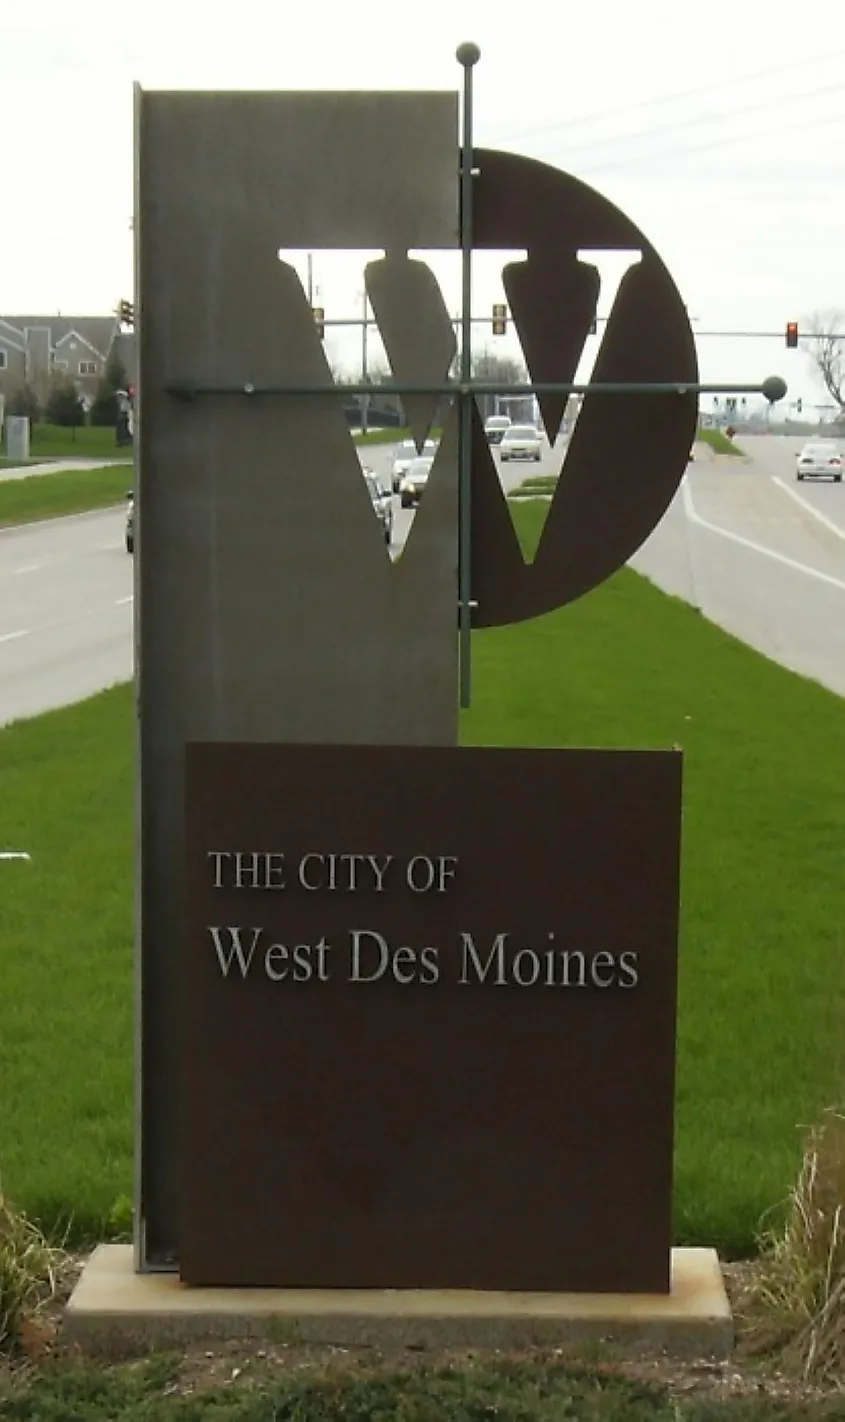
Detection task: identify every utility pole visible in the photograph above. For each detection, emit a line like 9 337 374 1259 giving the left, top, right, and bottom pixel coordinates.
307 253 314 306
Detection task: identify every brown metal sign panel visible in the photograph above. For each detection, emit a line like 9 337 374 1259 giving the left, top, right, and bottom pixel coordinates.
181 742 682 1293
470 149 699 627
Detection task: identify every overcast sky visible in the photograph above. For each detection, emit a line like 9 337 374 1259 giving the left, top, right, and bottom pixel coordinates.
1 0 842 411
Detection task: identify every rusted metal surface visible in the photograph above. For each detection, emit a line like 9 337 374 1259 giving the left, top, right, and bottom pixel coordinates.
471 148 698 627
182 742 682 1293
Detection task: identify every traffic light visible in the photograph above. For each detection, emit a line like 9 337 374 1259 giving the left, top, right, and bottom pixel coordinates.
491 303 507 336
117 299 134 327
313 306 325 340
796 398 803 414
786 322 799 348
589 315 598 336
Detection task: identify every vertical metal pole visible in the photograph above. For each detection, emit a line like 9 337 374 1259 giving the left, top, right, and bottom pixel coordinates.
456 42 480 711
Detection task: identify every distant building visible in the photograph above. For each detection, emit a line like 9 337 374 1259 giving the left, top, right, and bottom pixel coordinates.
0 315 136 409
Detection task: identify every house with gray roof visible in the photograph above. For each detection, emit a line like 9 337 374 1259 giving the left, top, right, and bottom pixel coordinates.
0 315 135 409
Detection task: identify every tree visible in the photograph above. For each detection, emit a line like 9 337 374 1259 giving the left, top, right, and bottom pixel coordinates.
470 350 526 384
801 311 845 417
6 384 41 423
89 351 130 427
46 380 86 428
468 348 529 422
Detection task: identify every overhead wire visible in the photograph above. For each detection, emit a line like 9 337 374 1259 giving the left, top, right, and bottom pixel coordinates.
576 99 845 174
491 45 845 147
523 79 845 163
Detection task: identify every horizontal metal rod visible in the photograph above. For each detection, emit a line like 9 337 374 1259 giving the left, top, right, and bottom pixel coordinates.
299 316 839 341
166 380 777 399
693 331 844 341
321 316 513 328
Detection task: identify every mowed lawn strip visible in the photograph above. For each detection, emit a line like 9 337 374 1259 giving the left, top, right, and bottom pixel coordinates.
697 427 743 456
0 464 131 527
1 423 129 461
0 687 135 1241
1 500 843 1250
465 505 845 1254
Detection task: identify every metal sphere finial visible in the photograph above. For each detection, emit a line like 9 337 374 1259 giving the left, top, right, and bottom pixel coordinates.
456 42 481 68
762 375 787 404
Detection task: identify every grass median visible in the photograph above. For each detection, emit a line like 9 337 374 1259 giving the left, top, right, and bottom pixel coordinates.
1 503 844 1254
0 423 129 461
698 427 743 456
0 465 131 528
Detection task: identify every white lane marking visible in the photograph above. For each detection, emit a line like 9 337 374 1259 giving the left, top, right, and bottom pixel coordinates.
0 596 132 646
682 480 845 593
0 503 126 536
771 476 845 540
1 540 127 580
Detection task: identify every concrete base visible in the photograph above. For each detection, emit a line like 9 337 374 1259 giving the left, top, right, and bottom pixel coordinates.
63 1245 733 1359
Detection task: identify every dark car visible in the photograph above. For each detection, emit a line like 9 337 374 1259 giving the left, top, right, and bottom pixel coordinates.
399 455 434 509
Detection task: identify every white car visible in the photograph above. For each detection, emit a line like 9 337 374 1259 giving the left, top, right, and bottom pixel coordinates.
363 469 394 545
484 414 512 445
796 441 842 483
499 425 542 462
391 438 438 493
400 455 435 508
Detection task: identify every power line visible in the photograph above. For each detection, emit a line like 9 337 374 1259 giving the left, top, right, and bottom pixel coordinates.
525 78 845 163
576 100 845 175
491 46 845 146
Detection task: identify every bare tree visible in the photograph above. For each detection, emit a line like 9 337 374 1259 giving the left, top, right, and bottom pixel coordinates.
802 310 845 416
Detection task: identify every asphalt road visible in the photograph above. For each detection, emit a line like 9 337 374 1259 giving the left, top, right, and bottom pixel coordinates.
0 508 132 726
631 434 845 697
361 431 557 549
2 429 844 726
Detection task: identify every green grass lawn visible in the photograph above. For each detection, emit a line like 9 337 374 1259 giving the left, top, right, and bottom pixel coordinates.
0 423 395 458
0 466 131 527
698 427 743 456
1 503 844 1252
510 474 559 497
0 423 130 461
355 425 440 445
354 425 406 445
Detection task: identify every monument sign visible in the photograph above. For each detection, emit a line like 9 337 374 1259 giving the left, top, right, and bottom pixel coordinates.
132 49 785 1292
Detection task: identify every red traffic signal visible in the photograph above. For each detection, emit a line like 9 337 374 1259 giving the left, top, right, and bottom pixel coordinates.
786 322 799 348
